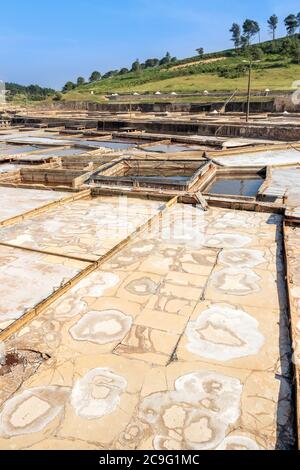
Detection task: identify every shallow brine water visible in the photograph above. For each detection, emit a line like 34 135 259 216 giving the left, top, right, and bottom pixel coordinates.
130 175 190 182
34 147 86 157
0 145 41 155
70 139 135 150
144 144 202 153
0 163 19 174
208 178 263 197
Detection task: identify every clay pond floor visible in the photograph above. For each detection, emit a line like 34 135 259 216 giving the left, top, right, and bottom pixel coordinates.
0 187 70 224
0 201 296 450
0 195 164 260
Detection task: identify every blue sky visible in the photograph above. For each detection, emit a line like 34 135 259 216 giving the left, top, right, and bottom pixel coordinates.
1 0 300 89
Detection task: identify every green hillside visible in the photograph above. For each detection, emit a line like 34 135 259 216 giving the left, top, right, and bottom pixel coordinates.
5 83 55 103
62 36 300 102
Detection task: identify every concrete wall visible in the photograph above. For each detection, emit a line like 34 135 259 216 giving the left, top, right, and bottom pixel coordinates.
39 100 276 114
14 114 300 141
97 118 300 141
20 169 88 187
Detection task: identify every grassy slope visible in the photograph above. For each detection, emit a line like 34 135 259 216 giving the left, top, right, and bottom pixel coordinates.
103 66 300 93
62 38 300 101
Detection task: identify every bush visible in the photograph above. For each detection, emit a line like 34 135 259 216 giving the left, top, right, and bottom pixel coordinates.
53 92 63 101
291 44 300 64
218 67 247 79
250 47 264 61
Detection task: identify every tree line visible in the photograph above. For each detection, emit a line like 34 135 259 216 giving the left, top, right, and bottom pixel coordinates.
62 52 177 92
5 82 55 101
230 13 300 48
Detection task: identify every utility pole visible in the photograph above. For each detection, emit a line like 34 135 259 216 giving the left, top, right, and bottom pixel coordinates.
243 59 260 123
246 61 252 123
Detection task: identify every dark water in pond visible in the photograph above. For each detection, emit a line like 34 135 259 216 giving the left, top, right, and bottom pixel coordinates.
209 178 263 196
124 168 193 181
133 175 190 182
